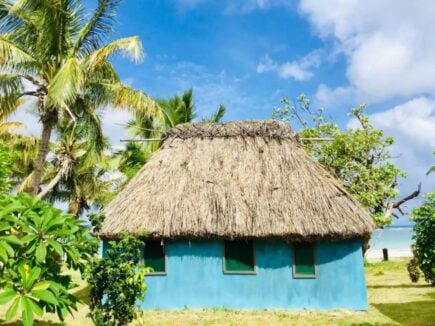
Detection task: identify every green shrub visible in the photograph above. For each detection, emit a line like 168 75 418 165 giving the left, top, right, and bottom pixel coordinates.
86 236 147 326
0 144 11 195
411 191 435 285
0 193 98 325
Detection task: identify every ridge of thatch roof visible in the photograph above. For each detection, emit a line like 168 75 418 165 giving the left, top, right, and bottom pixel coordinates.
101 120 375 240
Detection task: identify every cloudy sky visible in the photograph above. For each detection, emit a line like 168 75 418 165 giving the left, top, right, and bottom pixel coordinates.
12 0 435 224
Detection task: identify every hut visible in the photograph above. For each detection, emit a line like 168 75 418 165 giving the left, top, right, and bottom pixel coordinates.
100 120 375 310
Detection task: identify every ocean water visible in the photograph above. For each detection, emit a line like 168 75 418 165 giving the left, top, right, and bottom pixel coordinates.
366 226 414 259
369 227 414 251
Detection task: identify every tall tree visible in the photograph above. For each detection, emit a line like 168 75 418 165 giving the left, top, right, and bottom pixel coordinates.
273 94 420 227
39 111 117 216
0 0 159 195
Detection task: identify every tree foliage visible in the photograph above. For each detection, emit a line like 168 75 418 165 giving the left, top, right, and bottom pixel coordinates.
42 119 118 216
273 95 414 227
86 236 147 326
0 144 10 194
411 191 435 285
0 0 159 195
0 193 98 325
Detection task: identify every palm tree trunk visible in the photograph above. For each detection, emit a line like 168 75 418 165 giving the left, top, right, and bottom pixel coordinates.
37 168 62 198
28 119 53 196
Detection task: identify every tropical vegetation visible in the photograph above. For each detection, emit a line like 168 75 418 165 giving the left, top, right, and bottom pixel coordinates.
86 236 147 326
273 95 419 227
0 147 98 325
0 0 158 196
411 191 435 285
0 0 432 325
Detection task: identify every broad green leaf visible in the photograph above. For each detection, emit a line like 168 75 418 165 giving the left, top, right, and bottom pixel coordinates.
35 242 47 262
26 267 41 289
31 289 59 305
47 239 64 256
57 303 69 321
27 297 43 317
0 288 17 304
21 297 34 326
0 240 14 256
32 280 51 291
0 246 8 262
20 234 37 243
0 235 23 245
5 296 20 321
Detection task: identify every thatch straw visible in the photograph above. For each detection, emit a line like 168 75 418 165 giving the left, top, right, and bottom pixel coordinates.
101 120 375 240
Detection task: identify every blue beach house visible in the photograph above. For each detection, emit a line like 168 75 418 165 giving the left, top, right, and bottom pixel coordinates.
100 120 375 310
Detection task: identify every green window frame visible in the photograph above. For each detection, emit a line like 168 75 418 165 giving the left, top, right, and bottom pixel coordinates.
144 240 167 275
223 240 256 274
292 242 316 278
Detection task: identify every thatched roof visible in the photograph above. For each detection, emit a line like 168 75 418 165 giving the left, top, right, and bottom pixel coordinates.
101 120 374 240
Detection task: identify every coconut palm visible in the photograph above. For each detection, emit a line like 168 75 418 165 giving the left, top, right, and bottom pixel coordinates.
43 119 118 217
0 0 159 195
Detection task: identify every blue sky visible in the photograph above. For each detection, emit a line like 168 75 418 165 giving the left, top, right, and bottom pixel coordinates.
15 0 435 224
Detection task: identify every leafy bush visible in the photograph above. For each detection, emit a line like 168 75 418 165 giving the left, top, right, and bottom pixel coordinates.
411 191 435 285
0 193 98 325
86 236 147 326
0 144 11 194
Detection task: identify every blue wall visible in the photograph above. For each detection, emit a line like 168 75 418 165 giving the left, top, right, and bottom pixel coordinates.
103 239 368 310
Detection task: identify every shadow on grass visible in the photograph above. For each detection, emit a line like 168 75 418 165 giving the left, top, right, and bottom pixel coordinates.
372 301 435 326
73 284 91 305
368 284 431 289
0 320 63 325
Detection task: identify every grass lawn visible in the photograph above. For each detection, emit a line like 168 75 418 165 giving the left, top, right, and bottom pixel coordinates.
1 259 434 325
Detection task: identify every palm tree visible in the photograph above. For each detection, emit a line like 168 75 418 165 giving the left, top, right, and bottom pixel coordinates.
43 119 118 217
0 0 159 195
116 89 226 179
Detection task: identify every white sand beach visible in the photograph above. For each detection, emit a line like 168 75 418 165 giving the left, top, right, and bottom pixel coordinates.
365 248 412 262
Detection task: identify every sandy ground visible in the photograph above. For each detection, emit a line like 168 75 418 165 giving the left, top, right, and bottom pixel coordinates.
365 248 412 261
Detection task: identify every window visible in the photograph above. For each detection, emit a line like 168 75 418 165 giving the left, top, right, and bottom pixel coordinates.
293 242 316 278
223 240 255 274
144 240 166 275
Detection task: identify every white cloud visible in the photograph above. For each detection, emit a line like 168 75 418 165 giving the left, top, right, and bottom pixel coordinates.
300 0 435 102
347 97 435 212
315 84 355 108
257 51 321 81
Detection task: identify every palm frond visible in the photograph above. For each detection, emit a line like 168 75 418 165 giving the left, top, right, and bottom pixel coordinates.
0 35 35 70
203 104 226 123
47 57 83 107
84 36 143 74
95 82 160 116
0 121 23 133
73 0 121 56
0 92 24 120
0 73 23 94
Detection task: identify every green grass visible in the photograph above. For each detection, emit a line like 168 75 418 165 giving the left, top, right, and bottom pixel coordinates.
1 259 434 325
